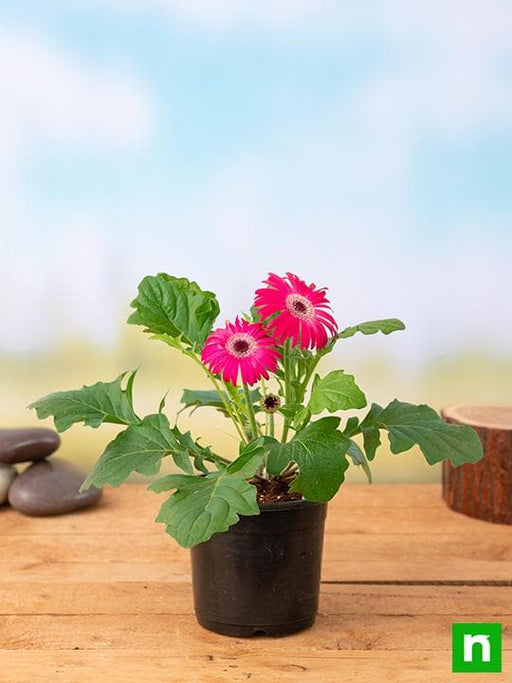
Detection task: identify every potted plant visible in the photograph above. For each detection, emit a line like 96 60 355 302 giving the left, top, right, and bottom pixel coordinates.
30 272 483 637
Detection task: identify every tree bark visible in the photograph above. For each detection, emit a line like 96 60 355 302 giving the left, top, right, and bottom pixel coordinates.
442 406 512 524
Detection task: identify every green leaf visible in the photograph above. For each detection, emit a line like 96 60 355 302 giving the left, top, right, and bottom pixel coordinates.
342 416 360 437
171 450 194 475
81 413 179 489
181 389 228 414
148 448 263 548
308 370 367 414
172 426 218 473
279 403 303 419
362 426 381 461
292 406 311 431
229 439 267 476
158 390 169 414
29 371 140 432
238 435 278 460
360 403 383 461
180 388 261 416
365 399 483 466
338 318 406 339
127 273 220 348
150 333 184 351
267 417 350 502
193 457 209 475
347 440 373 484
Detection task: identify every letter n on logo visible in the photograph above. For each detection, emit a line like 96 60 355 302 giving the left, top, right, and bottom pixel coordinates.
452 623 502 673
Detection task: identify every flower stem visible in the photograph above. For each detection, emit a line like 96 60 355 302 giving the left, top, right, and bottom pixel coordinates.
209 374 248 443
185 350 248 443
260 378 269 436
243 383 259 440
224 381 251 442
297 353 322 403
281 339 293 442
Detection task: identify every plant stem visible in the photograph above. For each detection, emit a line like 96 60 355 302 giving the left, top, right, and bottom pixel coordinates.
296 353 323 405
209 374 248 443
185 350 248 443
243 383 259 440
281 339 293 442
281 461 299 479
269 412 275 439
204 452 232 467
224 382 251 442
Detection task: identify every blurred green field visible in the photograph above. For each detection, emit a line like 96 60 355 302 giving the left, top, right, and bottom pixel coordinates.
2 327 511 486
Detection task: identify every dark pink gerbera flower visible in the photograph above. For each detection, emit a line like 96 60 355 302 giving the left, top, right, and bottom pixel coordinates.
254 272 338 349
201 317 281 386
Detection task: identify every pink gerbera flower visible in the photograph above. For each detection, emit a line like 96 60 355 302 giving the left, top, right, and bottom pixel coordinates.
254 272 338 349
201 317 281 386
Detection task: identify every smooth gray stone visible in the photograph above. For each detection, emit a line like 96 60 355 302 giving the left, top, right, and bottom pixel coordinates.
8 458 102 516
0 464 17 506
0 428 60 465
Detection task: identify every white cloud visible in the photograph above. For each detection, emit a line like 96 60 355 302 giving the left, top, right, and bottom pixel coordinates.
0 30 153 148
364 1 512 135
0 29 155 353
85 0 343 31
0 29 154 213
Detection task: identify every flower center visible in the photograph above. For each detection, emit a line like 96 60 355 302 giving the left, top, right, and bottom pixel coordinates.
285 294 315 320
226 333 256 358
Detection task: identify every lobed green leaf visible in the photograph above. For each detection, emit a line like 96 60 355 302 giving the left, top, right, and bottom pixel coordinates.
308 370 367 415
338 318 406 340
267 417 350 502
148 446 264 547
80 413 219 490
180 387 261 416
29 371 140 432
81 413 180 489
364 400 483 466
359 403 383 461
127 273 220 348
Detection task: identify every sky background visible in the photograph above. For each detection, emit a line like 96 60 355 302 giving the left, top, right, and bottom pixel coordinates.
1 2 511 484
1 0 511 363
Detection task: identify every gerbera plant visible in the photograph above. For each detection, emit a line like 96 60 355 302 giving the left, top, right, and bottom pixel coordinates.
30 272 483 548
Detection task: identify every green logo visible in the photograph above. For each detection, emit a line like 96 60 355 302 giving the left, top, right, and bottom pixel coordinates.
452 623 502 673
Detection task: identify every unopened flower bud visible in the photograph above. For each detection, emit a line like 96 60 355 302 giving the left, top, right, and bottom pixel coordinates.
260 393 281 414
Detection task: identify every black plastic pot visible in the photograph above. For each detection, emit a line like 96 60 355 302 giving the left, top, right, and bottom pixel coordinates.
190 499 327 637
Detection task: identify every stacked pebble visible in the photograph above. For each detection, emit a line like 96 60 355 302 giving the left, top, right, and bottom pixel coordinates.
0 428 102 516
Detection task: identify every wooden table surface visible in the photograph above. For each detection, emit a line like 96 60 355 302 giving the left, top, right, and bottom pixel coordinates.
1 484 511 682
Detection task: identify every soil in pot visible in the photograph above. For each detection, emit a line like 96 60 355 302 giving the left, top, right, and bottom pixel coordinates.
252 475 303 504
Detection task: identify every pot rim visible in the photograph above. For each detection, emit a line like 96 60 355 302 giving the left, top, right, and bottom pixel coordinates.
258 498 326 512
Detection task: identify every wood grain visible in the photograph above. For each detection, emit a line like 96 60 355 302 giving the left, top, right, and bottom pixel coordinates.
1 484 511 682
442 405 512 524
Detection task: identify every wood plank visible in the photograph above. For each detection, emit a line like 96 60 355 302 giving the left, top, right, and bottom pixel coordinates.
3 649 506 683
2 485 509 538
1 613 511 652
1 484 510 681
2 529 512 561
3 508 503 536
0 484 448 537
1 533 512 582
0 583 510 617
2 558 512 582
2 530 512 565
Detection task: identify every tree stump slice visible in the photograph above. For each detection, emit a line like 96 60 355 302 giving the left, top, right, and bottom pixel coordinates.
442 405 512 524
